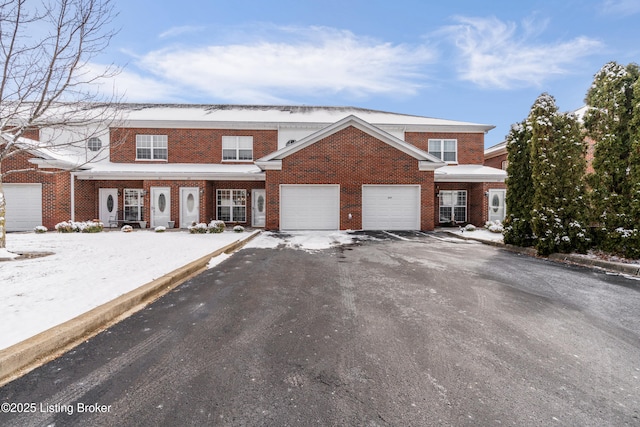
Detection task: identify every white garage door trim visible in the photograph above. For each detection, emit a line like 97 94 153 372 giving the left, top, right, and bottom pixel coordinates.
4 183 43 231
362 185 420 230
280 184 340 230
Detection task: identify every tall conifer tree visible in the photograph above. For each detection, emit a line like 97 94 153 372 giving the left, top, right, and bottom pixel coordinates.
584 62 640 257
528 94 589 255
503 120 535 246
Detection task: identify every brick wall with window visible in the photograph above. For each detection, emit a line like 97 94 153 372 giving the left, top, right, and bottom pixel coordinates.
405 132 485 164
109 128 277 164
265 125 436 230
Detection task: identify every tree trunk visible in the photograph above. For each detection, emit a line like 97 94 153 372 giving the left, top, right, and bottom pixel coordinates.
0 176 6 249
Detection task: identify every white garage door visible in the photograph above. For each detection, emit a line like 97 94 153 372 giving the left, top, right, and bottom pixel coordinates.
3 184 43 231
362 185 420 230
280 185 340 230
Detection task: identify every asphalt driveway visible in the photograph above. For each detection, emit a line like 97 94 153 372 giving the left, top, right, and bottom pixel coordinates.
1 231 639 426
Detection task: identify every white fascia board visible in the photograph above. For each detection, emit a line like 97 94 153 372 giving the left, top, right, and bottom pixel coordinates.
254 160 282 170
75 171 266 181
28 158 84 170
418 160 446 171
434 175 506 183
403 124 495 133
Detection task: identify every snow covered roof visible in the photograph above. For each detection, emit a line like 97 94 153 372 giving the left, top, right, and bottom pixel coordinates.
256 115 445 172
484 140 507 158
0 132 88 170
118 104 495 133
74 162 264 181
434 165 506 183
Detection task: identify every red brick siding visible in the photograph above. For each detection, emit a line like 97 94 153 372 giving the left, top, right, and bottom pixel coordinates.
109 128 277 164
405 132 485 164
434 182 506 227
484 153 507 170
265 126 436 230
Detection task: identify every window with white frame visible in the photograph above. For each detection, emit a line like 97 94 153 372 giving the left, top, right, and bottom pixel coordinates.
428 139 457 163
222 136 253 161
136 135 168 160
439 190 467 223
124 189 144 221
217 189 246 222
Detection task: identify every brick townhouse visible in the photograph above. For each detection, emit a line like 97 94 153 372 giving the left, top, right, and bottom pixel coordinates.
2 105 506 232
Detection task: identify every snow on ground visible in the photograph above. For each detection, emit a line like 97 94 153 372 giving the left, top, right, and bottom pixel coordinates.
0 230 256 350
448 227 505 243
245 230 359 251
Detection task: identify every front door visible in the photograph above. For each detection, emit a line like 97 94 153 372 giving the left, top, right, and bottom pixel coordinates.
150 187 171 227
252 189 266 227
180 187 199 228
99 188 118 227
488 189 506 222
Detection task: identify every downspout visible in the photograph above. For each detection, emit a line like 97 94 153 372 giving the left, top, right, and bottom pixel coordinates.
70 172 75 222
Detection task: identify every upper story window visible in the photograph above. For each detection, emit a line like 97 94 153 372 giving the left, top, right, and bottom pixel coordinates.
87 137 102 152
222 136 253 161
428 139 457 163
136 135 168 160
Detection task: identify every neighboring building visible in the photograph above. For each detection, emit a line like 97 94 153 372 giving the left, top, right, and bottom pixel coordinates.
2 104 507 231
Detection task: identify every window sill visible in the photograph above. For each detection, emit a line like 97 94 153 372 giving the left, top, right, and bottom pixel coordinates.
135 159 168 162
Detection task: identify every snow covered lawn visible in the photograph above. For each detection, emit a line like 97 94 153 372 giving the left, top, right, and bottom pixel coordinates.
0 230 256 350
448 227 505 243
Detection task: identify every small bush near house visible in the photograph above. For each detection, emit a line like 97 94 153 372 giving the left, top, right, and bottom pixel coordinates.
233 225 245 233
485 220 504 233
188 223 209 234
463 224 476 232
34 225 48 233
208 220 226 233
55 220 103 233
155 226 166 233
121 225 134 233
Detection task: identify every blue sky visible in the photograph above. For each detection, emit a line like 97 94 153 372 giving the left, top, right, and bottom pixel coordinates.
97 0 640 147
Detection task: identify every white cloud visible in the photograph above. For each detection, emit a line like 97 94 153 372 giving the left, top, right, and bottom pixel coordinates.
442 16 603 89
111 26 436 104
601 0 640 15
158 25 206 39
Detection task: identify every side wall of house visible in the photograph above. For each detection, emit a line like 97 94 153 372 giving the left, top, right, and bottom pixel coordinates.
265 126 436 230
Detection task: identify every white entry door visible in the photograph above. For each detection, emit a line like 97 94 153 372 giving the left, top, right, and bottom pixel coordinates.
488 189 506 222
150 187 171 227
252 189 266 227
180 187 199 228
99 188 119 227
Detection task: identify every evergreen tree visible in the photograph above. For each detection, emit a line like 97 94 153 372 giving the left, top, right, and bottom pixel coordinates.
584 62 640 258
503 119 535 246
529 94 589 255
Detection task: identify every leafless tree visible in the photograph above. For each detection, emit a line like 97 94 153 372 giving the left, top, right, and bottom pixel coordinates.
0 0 122 250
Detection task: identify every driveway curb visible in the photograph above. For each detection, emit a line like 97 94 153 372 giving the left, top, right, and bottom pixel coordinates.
0 230 261 386
443 231 640 277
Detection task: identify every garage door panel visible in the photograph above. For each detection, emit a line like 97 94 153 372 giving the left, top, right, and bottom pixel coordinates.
4 184 43 231
362 185 420 230
280 185 339 230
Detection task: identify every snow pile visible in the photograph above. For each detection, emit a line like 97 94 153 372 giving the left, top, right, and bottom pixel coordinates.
245 231 356 252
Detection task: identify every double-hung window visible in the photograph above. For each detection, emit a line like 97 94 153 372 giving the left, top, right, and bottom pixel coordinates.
428 139 457 163
124 189 144 221
136 135 168 160
222 136 253 161
439 190 467 223
217 189 246 222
